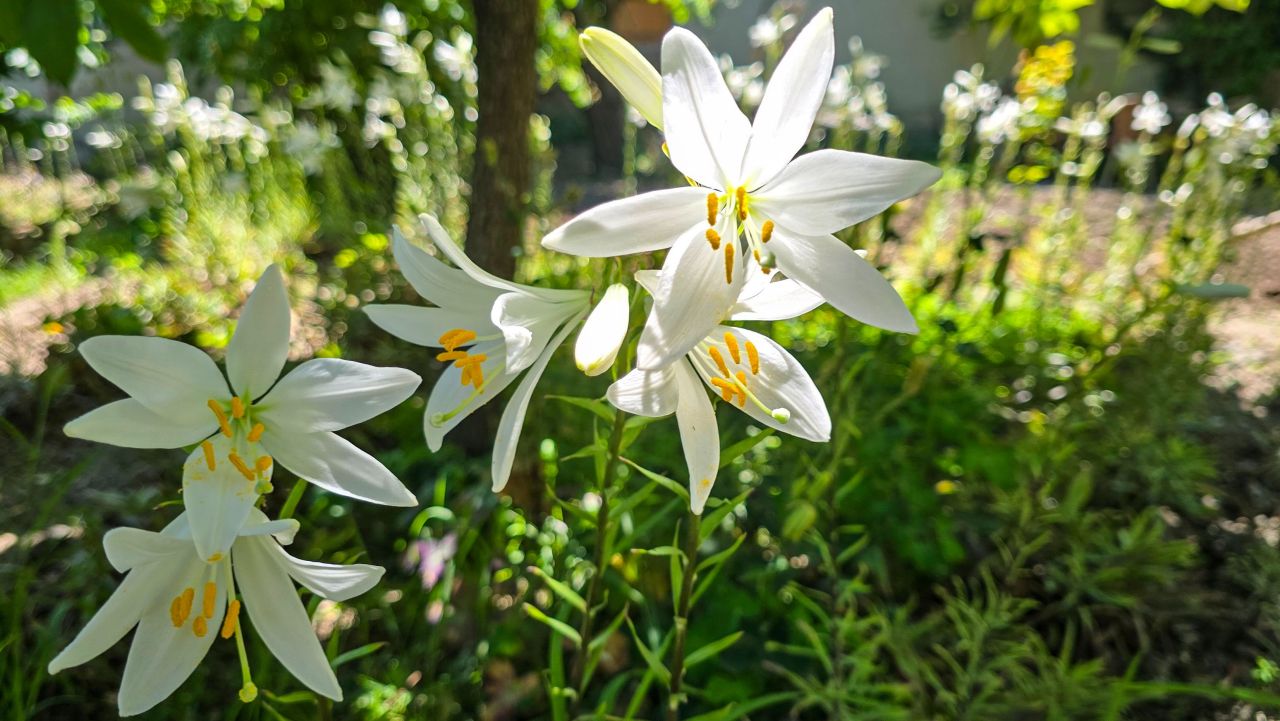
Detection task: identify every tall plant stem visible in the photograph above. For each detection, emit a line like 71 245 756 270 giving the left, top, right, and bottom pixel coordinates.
569 407 629 700
277 477 308 520
666 512 701 721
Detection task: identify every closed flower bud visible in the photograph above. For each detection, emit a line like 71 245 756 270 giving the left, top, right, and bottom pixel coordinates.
580 27 664 129
575 284 630 376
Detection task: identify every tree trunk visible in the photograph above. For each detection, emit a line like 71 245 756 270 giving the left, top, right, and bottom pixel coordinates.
466 0 539 279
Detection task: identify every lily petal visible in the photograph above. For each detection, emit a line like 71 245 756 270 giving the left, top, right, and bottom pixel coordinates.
607 365 679 418
47 559 177 675
75 336 229 422
392 227 504 310
118 556 222 716
636 222 744 370
226 264 291 400
575 283 630 376
273 544 384 601
262 428 417 506
673 359 720 515
728 277 824 321
364 304 493 347
64 398 216 449
182 436 264 562
492 292 571 374
491 311 583 492
580 27 664 128
661 26 750 188
423 215 583 302
754 149 941 236
257 358 421 433
234 535 343 701
698 326 831 442
422 339 520 452
103 527 188 573
541 189 706 257
741 8 834 187
768 229 917 333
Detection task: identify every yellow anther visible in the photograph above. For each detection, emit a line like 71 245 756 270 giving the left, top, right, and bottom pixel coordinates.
706 193 719 226
724 333 741 364
247 423 265 442
436 350 467 362
221 600 241 639
228 452 255 482
724 243 735 285
705 228 721 251
708 346 730 377
201 440 216 471
230 397 245 419
753 249 761 263
170 596 185 627
438 328 477 352
208 553 223 563
700 478 712 488
710 377 735 394
761 220 774 243
456 353 487 367
192 616 208 638
255 456 272 472
175 587 194 626
735 370 748 387
208 400 232 438
745 340 760 375
202 583 217 619
719 387 734 402
735 187 747 220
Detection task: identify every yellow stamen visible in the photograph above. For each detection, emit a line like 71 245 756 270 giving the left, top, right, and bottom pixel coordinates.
706 193 718 226
724 332 741 364
438 328 477 352
761 220 774 243
719 387 734 402
255 456 272 472
208 400 232 438
708 346 730 377
710 377 736 394
436 350 467 362
735 187 747 221
733 371 748 407
202 582 217 619
745 340 760 375
208 553 223 563
753 249 761 263
170 596 185 627
705 228 721 251
192 616 208 638
247 423 265 442
201 441 216 471
230 397 245 419
178 587 195 624
456 353 487 367
221 600 241 639
228 452 255 481
724 243 735 284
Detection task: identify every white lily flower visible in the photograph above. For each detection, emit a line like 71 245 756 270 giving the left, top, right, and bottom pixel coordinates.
607 266 828 513
64 265 422 561
547 8 940 370
574 283 631 376
47 510 383 716
364 214 590 492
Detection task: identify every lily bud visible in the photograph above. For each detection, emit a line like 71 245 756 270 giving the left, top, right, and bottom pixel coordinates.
580 27 664 130
575 284 630 376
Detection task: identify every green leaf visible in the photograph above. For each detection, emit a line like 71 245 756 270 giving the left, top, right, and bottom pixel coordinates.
781 501 819 541
622 458 689 502
625 617 671 685
22 0 81 86
548 395 616 423
329 642 385 669
717 428 775 468
0 0 26 45
685 631 743 667
1175 282 1249 299
529 566 587 613
97 0 168 63
1139 37 1182 54
523 603 583 646
696 532 746 575
684 692 800 721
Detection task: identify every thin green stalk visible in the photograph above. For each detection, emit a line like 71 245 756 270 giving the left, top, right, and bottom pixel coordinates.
277 478 308 520
569 407 629 700
665 512 701 721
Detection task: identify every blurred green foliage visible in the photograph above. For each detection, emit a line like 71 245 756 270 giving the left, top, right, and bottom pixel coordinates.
2 1 1280 720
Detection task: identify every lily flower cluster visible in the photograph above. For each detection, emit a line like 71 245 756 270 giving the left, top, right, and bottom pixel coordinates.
372 7 940 513
51 265 422 715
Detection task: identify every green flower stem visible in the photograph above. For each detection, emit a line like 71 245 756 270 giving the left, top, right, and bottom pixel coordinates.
277 477 308 520
666 512 701 721
569 406 629 700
